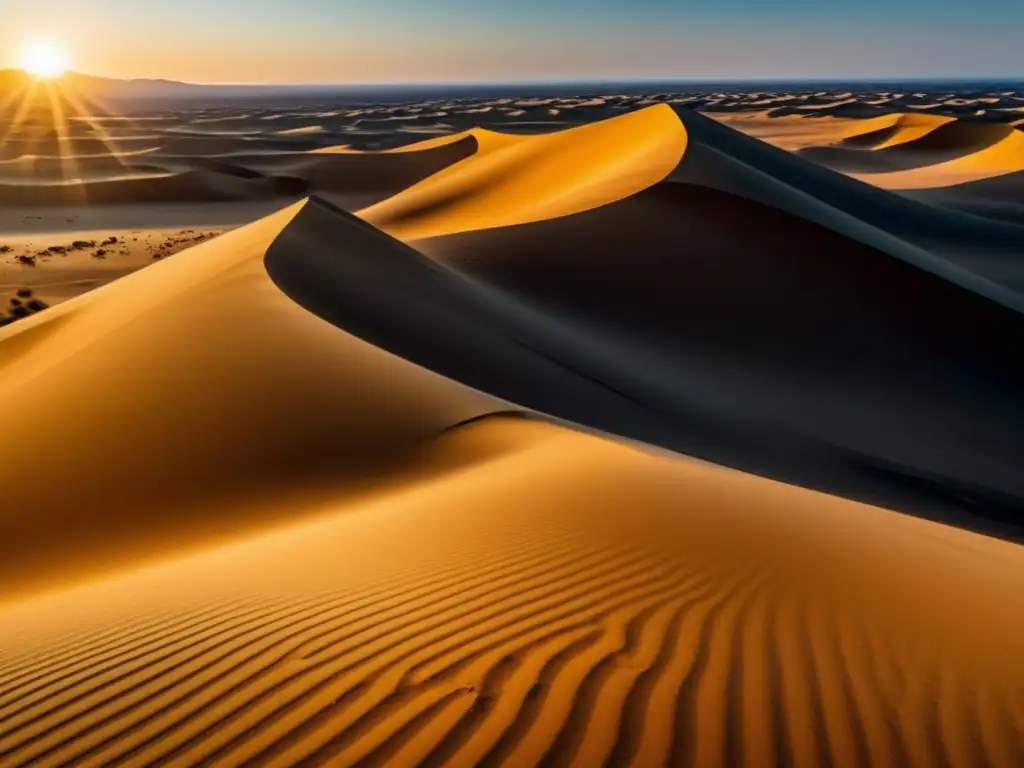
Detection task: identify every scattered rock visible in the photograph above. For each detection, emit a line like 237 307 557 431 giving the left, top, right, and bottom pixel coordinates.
10 306 29 318
0 246 11 253
16 288 32 298
17 255 36 266
25 299 48 312
72 240 97 249
93 249 107 258
101 236 119 246
10 298 22 307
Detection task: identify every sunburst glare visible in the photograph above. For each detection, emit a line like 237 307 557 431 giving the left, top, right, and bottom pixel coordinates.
17 40 70 79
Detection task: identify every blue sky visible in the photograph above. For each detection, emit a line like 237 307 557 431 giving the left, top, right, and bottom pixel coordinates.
2 0 1023 83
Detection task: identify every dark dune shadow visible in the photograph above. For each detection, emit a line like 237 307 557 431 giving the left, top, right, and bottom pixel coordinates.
266 194 1024 539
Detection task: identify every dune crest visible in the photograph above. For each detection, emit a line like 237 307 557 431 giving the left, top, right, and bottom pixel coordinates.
831 112 955 150
0 200 504 595
360 104 687 239
853 127 1024 189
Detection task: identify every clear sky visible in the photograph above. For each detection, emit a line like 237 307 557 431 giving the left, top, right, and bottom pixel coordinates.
2 0 1023 84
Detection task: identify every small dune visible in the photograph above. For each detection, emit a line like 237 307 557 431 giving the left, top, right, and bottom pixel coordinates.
852 126 1024 189
361 104 687 239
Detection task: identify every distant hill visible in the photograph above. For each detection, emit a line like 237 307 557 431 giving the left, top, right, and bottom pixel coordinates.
0 69 217 116
0 69 256 104
0 70 452 111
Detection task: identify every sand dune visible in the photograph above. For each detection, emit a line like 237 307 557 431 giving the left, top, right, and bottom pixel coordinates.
3 415 1024 767
361 104 687 239
829 113 955 149
0 135 476 210
0 202 500 594
0 170 309 207
725 109 1024 199
3 100 1024 766
671 109 1024 293
796 117 1024 181
906 170 1024 225
851 126 1024 189
0 152 168 183
420 179 1024 524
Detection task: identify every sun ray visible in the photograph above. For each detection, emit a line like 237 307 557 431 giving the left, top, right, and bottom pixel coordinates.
0 80 42 161
44 80 83 190
55 82 133 170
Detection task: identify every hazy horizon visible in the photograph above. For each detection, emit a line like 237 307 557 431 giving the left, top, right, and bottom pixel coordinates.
3 0 1023 85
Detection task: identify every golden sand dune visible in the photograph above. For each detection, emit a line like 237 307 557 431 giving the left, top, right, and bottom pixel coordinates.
799 118 1017 176
733 110 1024 193
3 104 1024 767
361 104 687 239
2 415 1024 767
852 127 1024 189
828 113 954 149
0 202 500 595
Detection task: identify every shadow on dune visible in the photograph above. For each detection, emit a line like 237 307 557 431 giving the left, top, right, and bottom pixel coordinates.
674 109 1024 249
266 194 1024 539
907 170 1024 226
673 110 1024 306
800 120 1016 173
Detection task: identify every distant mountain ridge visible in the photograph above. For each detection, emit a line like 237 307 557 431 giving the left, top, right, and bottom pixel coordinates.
0 69 254 100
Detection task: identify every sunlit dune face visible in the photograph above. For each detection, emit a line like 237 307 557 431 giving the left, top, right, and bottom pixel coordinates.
17 40 69 79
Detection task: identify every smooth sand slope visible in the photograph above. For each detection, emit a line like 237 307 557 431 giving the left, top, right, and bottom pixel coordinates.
0 202 501 595
362 105 688 239
3 105 1024 766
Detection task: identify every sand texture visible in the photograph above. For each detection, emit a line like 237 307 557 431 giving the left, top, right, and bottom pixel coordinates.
2 93 1024 767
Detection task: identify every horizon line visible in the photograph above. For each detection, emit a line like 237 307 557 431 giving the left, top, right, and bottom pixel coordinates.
6 69 1024 89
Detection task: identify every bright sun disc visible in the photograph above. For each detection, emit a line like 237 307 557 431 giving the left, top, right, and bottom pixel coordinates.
18 40 69 78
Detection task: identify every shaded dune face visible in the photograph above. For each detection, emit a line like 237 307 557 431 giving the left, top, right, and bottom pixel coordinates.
773 111 1024 195
800 118 1014 173
4 104 1024 767
422 182 1024 509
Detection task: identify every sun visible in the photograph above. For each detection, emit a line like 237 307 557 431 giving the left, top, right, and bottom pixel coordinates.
18 40 70 79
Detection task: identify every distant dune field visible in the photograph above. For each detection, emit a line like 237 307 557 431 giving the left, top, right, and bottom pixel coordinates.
3 91 1024 766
